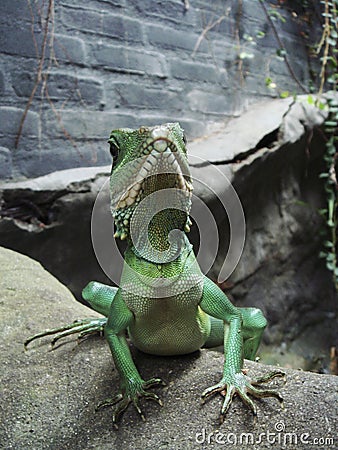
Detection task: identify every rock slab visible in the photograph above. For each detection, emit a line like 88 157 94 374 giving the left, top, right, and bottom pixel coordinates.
0 247 337 450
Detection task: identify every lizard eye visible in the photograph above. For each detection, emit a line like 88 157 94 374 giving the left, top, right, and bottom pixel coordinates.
108 137 119 164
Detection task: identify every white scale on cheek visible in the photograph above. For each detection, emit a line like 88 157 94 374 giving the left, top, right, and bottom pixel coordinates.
125 196 134 206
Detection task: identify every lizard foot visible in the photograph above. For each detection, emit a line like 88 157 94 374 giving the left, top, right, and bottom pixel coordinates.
24 317 107 349
96 377 166 427
201 370 285 423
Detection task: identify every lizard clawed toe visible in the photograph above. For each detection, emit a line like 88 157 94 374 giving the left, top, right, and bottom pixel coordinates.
24 318 107 349
252 370 286 385
202 370 285 422
96 377 165 426
96 393 124 410
143 377 167 388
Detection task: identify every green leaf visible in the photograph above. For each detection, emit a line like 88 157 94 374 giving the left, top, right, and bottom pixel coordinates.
265 77 273 86
268 10 286 22
280 91 289 98
327 73 338 80
325 252 335 262
326 262 335 271
325 128 338 136
243 33 254 42
325 186 335 195
239 52 254 60
294 200 308 207
276 48 287 58
327 56 337 66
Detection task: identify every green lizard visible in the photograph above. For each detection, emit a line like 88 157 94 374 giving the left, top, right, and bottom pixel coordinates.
25 123 284 425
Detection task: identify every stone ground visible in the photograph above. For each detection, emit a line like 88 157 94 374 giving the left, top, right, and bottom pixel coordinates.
1 246 337 450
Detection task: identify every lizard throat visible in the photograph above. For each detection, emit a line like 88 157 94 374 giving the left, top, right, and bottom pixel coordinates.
112 144 193 243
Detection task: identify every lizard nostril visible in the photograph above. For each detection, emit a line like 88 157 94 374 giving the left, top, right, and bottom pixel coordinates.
153 139 168 152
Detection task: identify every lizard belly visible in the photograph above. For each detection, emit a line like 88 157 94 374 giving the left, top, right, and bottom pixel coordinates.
129 304 210 355
125 285 210 356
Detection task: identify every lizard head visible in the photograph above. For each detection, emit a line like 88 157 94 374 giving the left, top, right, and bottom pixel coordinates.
108 122 193 244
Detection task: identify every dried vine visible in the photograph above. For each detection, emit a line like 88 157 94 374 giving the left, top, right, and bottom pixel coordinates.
15 0 54 149
15 0 81 154
258 0 308 94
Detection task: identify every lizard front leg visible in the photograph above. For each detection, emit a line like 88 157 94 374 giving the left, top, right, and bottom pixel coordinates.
100 289 164 426
200 277 285 422
24 282 116 348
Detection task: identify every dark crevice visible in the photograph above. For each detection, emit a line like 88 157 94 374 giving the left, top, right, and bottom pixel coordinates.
0 199 52 225
190 127 280 168
0 191 65 227
255 128 280 150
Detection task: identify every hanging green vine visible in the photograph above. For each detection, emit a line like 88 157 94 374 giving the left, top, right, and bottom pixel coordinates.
316 0 338 290
258 0 337 289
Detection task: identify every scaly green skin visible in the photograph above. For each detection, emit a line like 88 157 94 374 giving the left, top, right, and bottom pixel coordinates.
25 123 285 425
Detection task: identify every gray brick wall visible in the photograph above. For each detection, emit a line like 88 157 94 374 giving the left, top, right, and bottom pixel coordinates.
0 0 320 179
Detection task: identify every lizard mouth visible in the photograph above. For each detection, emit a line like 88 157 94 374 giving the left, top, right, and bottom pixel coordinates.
116 145 192 208
111 138 192 240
